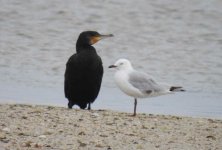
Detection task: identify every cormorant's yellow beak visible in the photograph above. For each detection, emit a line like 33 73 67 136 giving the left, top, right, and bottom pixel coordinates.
90 34 113 45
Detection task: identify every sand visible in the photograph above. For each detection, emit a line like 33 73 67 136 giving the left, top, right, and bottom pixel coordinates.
0 104 221 150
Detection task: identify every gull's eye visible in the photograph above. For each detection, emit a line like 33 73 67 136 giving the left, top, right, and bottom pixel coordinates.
120 63 123 65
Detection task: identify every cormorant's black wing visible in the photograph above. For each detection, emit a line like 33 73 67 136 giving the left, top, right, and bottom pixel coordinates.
64 54 79 99
64 52 103 103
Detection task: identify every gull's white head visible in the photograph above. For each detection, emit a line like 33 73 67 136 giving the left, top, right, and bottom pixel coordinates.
109 58 133 70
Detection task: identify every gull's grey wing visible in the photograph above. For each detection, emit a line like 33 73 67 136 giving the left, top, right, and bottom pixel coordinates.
128 71 164 94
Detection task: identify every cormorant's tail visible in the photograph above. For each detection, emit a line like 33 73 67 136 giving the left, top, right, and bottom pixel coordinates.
170 86 185 92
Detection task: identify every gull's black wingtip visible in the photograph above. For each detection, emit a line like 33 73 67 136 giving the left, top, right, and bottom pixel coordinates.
170 86 185 92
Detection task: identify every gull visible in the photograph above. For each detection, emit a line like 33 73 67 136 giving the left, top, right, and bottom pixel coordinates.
109 58 184 116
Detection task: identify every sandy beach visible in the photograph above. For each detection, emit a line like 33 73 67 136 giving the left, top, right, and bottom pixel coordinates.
0 104 221 150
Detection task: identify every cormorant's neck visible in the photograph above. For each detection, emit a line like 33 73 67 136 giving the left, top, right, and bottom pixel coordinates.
76 44 96 53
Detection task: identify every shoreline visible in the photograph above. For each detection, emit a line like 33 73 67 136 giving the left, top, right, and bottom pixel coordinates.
0 104 222 149
1 100 222 120
1 84 222 119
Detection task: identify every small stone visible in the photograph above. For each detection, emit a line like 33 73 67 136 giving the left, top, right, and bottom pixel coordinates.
34 143 42 148
38 135 47 138
92 113 99 117
1 139 9 143
18 132 25 136
133 141 138 144
132 121 141 126
208 119 216 123
98 109 105 111
47 106 54 110
22 116 28 119
22 141 32 147
2 127 10 133
113 117 119 120
172 116 182 120
100 134 108 137
45 144 51 147
123 122 127 125
78 131 86 135
95 144 104 148
0 132 6 139
107 146 112 150
128 133 135 136
74 124 79 127
142 125 148 129
168 141 174 143
78 141 87 147
206 135 216 140
137 144 143 149
106 122 114 125
44 130 53 135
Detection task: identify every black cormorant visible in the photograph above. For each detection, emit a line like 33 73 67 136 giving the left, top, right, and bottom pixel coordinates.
65 31 113 110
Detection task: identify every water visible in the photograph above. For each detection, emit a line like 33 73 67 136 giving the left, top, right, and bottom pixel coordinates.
0 0 222 118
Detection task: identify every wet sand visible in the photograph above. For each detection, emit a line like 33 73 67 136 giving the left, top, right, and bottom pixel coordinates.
0 104 221 150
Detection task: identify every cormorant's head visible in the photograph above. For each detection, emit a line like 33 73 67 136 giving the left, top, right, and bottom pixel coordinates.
77 31 113 46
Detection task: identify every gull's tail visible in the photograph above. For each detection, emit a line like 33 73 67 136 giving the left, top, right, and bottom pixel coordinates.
169 86 185 92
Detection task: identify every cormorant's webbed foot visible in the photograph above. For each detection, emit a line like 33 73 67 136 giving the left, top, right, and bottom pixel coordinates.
68 102 74 109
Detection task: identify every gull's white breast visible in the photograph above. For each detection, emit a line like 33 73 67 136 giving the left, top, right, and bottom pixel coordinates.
114 70 145 98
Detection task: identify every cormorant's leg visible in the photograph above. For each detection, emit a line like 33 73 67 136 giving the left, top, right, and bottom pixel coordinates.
87 103 91 110
68 102 74 109
133 98 137 116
